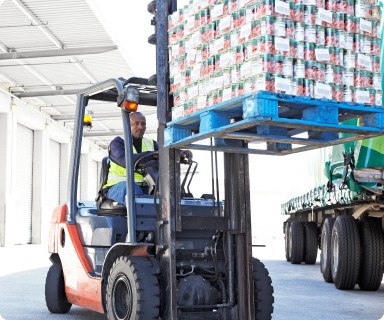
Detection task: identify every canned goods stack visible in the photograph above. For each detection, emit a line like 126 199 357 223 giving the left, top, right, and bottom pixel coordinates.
168 0 382 119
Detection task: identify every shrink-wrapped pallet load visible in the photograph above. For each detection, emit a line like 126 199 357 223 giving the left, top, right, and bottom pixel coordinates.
168 0 382 119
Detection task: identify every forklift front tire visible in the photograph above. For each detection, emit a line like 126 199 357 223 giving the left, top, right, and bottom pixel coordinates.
253 257 274 320
106 256 160 320
45 262 72 314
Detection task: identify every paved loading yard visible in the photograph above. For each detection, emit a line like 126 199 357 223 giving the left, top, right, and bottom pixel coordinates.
0 240 382 320
253 240 384 320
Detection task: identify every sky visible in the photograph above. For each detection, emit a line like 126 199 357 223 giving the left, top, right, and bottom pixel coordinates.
90 1 157 78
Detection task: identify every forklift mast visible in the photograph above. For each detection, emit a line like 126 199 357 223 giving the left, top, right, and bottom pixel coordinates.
154 1 256 318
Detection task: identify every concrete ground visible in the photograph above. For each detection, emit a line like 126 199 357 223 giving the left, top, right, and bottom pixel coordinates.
253 238 384 320
0 239 383 320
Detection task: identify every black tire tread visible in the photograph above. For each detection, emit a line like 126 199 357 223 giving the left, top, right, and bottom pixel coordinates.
45 262 72 314
358 217 384 291
252 257 274 320
320 217 335 283
331 215 360 290
290 221 304 264
106 256 160 320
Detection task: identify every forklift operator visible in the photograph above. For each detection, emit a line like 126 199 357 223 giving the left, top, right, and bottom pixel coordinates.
103 112 159 204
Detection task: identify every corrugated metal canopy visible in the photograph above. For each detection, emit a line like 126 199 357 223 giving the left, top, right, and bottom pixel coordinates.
0 0 157 148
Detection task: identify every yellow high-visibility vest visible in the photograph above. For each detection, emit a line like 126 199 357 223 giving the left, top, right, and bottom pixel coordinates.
103 137 155 188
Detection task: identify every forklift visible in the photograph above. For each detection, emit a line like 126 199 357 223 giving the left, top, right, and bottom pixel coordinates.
45 76 273 319
45 1 274 319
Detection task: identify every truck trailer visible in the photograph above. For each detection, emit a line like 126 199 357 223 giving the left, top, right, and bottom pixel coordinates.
282 129 384 291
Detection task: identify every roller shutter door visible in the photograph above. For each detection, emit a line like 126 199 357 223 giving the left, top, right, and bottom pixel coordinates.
47 140 61 209
14 124 34 244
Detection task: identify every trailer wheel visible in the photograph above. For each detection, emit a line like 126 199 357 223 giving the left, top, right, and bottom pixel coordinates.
45 262 72 314
331 215 360 290
357 217 384 291
304 222 318 264
289 221 304 264
252 257 274 320
106 256 160 320
320 218 335 283
284 221 292 262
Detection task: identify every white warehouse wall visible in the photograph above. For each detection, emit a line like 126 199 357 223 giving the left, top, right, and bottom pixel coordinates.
0 90 106 247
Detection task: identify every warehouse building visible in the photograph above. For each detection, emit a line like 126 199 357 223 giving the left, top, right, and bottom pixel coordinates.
0 0 156 247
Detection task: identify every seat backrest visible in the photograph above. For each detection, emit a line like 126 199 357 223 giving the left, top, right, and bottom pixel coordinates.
99 156 110 191
95 156 110 204
96 156 127 215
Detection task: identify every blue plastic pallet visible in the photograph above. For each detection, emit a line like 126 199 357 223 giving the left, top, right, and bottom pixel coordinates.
164 91 384 155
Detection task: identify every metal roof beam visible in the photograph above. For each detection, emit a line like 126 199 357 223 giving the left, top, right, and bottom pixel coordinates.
84 130 123 137
84 129 156 137
52 112 122 121
14 89 79 97
0 46 118 60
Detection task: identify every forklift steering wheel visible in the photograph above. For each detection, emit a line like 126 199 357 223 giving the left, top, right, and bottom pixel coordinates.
134 151 159 171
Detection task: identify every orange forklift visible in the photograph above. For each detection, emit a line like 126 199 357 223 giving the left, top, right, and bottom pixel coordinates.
44 76 274 319
45 1 274 319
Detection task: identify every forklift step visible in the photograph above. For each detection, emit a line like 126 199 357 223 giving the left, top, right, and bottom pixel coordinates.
164 91 384 155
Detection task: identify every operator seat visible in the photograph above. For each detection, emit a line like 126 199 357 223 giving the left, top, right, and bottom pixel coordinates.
95 157 127 216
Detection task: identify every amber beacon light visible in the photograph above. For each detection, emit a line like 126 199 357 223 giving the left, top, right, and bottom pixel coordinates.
83 115 93 128
118 86 139 112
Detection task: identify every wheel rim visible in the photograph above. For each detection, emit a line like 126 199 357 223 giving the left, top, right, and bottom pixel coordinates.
112 274 133 320
332 231 339 275
321 230 327 270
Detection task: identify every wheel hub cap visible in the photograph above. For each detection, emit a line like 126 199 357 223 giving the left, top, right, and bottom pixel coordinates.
332 232 339 274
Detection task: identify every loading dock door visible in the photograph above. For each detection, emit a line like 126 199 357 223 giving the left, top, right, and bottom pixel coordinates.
47 140 61 208
14 124 34 244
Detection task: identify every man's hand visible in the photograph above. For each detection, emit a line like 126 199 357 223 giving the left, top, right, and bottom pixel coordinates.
180 150 193 164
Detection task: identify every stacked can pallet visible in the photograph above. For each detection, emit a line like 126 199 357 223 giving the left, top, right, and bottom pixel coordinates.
168 0 382 120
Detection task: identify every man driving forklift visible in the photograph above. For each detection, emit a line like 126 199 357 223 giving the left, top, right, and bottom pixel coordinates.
102 112 158 204
102 111 192 204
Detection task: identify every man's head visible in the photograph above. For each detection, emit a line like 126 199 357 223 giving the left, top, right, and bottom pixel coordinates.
130 112 146 139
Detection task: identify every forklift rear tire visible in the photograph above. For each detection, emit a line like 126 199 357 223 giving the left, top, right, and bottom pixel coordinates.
45 262 72 314
106 256 160 320
253 257 274 320
320 217 335 283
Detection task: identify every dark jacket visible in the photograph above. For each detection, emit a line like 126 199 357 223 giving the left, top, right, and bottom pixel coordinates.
109 136 158 168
